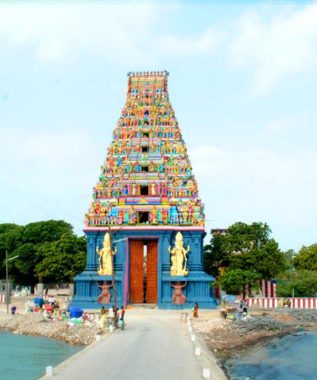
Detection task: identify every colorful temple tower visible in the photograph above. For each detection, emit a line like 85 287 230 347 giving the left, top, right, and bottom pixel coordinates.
72 71 216 309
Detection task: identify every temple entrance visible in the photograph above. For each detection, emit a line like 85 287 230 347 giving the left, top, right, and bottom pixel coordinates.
129 240 158 304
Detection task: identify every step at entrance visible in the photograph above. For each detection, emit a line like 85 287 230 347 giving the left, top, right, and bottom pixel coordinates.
128 304 157 309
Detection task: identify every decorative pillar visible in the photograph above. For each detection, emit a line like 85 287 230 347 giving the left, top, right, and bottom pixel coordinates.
86 234 96 271
161 233 171 271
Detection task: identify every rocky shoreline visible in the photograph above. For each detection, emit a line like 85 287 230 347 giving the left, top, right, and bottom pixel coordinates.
1 307 316 369
0 312 101 345
193 309 317 366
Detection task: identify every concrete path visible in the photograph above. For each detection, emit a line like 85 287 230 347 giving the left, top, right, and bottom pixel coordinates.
46 310 226 380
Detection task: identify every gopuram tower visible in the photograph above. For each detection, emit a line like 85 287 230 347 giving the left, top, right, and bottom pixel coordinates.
72 71 216 309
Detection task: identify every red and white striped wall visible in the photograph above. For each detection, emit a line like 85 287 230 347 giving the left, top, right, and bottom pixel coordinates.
247 297 317 309
260 280 276 298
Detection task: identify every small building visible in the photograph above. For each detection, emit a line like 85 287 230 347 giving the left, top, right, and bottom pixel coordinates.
72 71 216 309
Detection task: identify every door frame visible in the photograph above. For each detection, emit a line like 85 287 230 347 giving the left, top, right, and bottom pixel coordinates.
126 236 159 305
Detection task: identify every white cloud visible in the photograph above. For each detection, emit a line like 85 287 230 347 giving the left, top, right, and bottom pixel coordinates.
266 112 310 131
229 3 317 91
0 127 105 229
0 2 176 64
156 27 224 55
190 144 317 248
191 144 317 197
0 2 316 90
0 2 223 65
0 127 101 194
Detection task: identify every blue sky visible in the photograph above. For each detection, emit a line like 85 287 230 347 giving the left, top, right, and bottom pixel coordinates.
0 1 316 251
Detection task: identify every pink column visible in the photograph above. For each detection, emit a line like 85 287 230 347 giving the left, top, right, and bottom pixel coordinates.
123 240 129 306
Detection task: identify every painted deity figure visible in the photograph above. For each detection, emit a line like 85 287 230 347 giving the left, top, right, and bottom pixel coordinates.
161 182 167 196
132 183 137 196
129 206 136 224
89 202 95 218
168 232 190 276
182 206 189 224
96 233 117 276
171 282 187 305
97 282 112 304
150 206 158 223
187 200 194 223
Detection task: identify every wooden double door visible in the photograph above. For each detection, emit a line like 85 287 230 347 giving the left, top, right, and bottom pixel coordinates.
129 240 158 304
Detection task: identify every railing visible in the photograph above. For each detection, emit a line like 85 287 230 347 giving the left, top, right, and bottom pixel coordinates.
247 297 317 309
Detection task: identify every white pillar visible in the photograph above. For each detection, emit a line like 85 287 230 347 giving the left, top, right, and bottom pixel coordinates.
46 366 54 377
202 368 210 379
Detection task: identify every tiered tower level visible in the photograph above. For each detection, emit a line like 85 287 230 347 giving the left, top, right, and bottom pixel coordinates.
85 71 204 228
73 72 215 309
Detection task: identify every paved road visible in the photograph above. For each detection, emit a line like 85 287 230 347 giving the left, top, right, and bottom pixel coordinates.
49 310 224 380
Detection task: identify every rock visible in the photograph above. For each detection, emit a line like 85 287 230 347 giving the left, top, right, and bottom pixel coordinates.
0 312 102 346
191 309 313 355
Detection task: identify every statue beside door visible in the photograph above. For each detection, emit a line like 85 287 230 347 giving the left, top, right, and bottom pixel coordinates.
168 232 190 276
96 233 117 275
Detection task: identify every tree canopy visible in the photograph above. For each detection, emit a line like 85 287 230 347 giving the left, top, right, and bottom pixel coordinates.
293 244 317 271
273 244 317 297
204 222 287 295
35 233 86 283
276 270 317 297
0 220 86 285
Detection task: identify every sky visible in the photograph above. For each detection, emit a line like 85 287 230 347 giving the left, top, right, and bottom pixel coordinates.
0 0 316 251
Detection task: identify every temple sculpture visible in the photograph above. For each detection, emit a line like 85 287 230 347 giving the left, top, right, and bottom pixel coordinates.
169 232 189 276
72 71 216 309
96 233 117 275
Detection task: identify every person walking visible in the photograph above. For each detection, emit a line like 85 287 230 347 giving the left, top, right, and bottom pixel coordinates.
119 306 126 329
193 302 199 318
241 299 248 314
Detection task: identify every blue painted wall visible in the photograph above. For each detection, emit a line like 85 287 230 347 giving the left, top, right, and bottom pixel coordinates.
72 228 217 309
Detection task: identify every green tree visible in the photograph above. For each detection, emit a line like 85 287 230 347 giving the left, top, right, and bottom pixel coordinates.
0 223 21 235
0 224 23 278
276 270 317 297
219 269 260 295
251 240 286 280
35 233 86 283
205 222 287 296
204 233 229 277
293 244 317 271
9 243 38 285
280 249 296 272
294 270 317 296
22 220 73 244
0 220 86 285
205 222 286 278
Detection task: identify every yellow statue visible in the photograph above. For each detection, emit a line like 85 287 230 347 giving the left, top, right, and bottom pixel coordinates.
96 233 117 276
168 232 190 276
151 205 158 223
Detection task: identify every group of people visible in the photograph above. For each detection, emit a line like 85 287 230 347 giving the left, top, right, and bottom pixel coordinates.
236 300 248 320
99 305 126 330
27 295 69 320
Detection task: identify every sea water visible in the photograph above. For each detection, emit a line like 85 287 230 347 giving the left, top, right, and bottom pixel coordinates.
225 331 317 380
0 332 82 380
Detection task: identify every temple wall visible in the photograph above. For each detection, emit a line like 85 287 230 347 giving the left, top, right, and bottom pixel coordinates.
72 228 216 309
